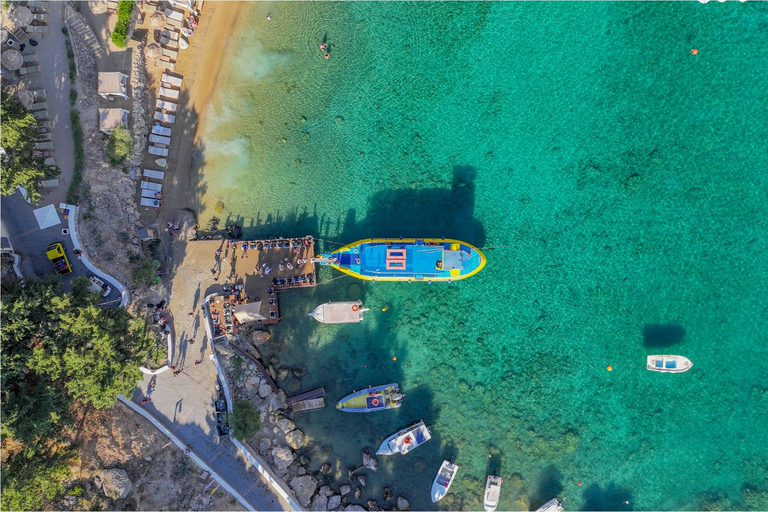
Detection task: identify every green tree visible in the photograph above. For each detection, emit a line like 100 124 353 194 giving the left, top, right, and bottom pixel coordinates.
0 448 77 511
132 258 160 286
106 126 132 166
230 399 262 440
0 95 59 203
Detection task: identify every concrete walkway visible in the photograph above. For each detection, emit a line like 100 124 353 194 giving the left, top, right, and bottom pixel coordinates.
18 1 75 208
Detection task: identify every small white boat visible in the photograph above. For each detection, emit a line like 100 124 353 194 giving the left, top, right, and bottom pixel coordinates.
431 460 459 502
647 355 693 373
536 498 565 512
484 475 503 512
309 301 369 324
376 420 431 455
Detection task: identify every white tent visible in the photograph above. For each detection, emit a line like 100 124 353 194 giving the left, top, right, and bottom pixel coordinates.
233 301 265 323
99 108 129 133
33 204 61 230
98 72 129 99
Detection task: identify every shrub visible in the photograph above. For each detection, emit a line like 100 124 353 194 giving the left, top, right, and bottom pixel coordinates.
111 1 135 48
132 258 160 286
106 127 132 166
230 400 261 440
66 110 84 204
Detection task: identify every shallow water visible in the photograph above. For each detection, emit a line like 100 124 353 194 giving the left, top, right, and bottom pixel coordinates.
198 2 768 510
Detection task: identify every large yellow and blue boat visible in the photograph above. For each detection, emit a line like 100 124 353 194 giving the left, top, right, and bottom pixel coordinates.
317 238 486 282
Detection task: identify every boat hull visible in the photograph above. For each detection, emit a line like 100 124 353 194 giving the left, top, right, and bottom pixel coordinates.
321 238 486 282
337 383 402 413
431 460 459 502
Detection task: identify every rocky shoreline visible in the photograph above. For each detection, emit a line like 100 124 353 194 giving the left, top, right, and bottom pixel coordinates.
215 331 412 512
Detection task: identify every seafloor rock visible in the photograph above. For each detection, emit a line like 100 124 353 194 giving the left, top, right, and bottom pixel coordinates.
285 429 305 450
356 475 366 487
354 487 363 499
340 484 351 496
277 416 296 434
396 495 410 511
361 449 378 471
290 475 318 508
327 494 342 510
310 494 328 511
278 367 290 380
99 468 133 499
367 499 380 511
251 330 271 347
344 505 365 512
320 463 332 475
293 364 307 377
383 487 394 501
272 447 295 470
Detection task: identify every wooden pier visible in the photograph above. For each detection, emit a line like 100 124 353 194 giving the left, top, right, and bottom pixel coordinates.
287 387 326 413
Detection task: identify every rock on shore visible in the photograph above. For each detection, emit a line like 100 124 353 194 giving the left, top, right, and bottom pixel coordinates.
272 446 294 470
290 475 318 508
98 468 133 499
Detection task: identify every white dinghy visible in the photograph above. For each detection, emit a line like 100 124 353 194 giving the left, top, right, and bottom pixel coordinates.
310 301 369 324
484 475 503 512
647 355 693 373
376 420 431 455
431 460 459 502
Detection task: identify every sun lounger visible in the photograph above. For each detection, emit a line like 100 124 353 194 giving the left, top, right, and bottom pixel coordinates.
155 99 178 112
158 87 179 100
19 65 41 76
164 8 185 21
43 157 56 166
30 101 47 111
22 54 39 64
155 60 176 71
161 73 183 87
26 25 48 34
34 141 53 150
152 124 172 136
34 126 50 136
141 188 163 198
140 197 161 208
149 134 171 145
159 36 179 49
27 1 48 8
160 29 179 41
161 47 178 59
141 181 162 191
143 169 165 180
32 13 48 22
32 89 46 100
35 120 51 129
41 178 59 188
33 110 49 120
148 145 169 157
107 0 119 10
166 16 183 28
153 111 176 123
33 149 52 158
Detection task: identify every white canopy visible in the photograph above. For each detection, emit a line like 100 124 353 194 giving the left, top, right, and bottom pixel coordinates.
33 204 61 230
99 108 129 133
233 301 265 323
98 72 129 99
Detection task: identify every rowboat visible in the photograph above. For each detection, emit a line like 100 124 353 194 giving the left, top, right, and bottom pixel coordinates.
431 460 459 502
376 420 431 455
484 475 503 512
317 238 486 282
310 301 369 324
336 383 404 413
647 355 693 373
536 498 565 512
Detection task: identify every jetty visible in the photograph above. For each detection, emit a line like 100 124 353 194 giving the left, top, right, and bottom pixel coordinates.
287 387 326 413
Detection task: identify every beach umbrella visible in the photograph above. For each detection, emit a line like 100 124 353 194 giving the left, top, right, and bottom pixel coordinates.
155 158 167 167
144 43 162 61
9 6 33 27
150 11 166 30
178 37 189 50
1 29 8 44
1 49 23 70
15 89 34 109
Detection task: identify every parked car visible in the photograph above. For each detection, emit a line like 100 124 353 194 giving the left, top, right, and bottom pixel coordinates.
88 275 112 297
46 242 71 275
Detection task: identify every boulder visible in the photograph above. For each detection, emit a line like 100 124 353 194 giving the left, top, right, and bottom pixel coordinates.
272 447 295 470
320 462 332 475
214 343 235 358
292 364 307 377
269 354 280 366
270 390 288 411
278 367 290 380
319 485 333 497
397 496 410 511
383 487 394 501
354 487 363 499
251 330 271 347
328 494 342 510
269 365 278 380
143 456 152 462
298 466 307 476
99 468 133 499
277 416 296 434
258 382 274 399
345 506 365 511
299 455 310 466
356 475 366 487
310 494 328 511
258 438 271 455
361 449 378 471
290 475 318 508
285 429 305 450
367 499 380 511
340 484 351 496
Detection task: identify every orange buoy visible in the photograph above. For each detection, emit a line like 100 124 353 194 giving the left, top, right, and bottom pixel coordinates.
392 356 397 361
578 481 583 486
607 365 613 371
691 48 698 55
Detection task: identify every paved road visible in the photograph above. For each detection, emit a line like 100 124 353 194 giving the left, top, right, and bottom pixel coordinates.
0 191 120 302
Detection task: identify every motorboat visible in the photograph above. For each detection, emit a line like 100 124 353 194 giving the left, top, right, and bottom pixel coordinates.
484 475 503 512
310 300 369 324
376 420 431 455
317 238 486 282
536 498 565 512
336 383 404 413
431 460 459 502
647 355 693 373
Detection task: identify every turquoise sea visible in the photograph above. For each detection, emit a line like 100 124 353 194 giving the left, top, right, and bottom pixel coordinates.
197 2 768 510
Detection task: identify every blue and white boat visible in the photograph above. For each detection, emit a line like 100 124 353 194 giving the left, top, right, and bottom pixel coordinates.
336 383 404 413
376 420 431 455
647 355 693 373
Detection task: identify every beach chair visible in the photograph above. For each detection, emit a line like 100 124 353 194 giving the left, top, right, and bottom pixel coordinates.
152 124 172 136
34 141 54 150
161 73 183 87
107 0 119 10
165 16 183 29
43 157 56 166
155 60 175 71
30 101 47 111
148 145 169 157
33 110 49 120
140 197 160 207
35 120 51 129
26 25 48 34
161 47 178 60
143 169 165 180
28 0 48 7
19 65 41 76
34 126 50 136
32 89 46 100
149 134 171 145
31 13 48 22
22 54 39 64
141 188 162 198
158 87 179 100
141 181 162 191
165 8 185 21
153 111 176 123
160 29 179 41
33 149 52 158
155 99 178 112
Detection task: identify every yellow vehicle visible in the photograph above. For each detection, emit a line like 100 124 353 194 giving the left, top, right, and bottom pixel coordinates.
46 242 72 275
